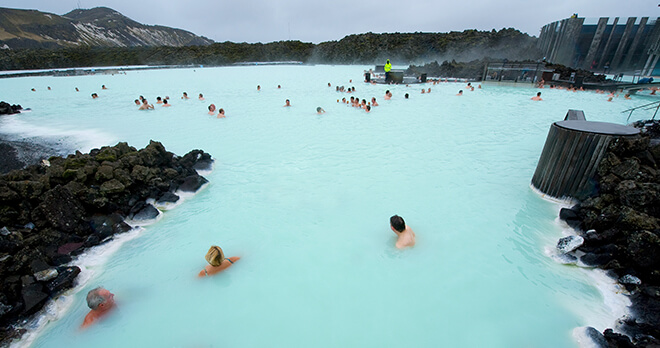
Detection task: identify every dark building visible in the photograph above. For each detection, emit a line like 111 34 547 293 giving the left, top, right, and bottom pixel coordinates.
537 17 660 75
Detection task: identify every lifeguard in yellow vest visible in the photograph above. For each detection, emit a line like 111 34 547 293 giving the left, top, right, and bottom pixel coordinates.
384 59 392 83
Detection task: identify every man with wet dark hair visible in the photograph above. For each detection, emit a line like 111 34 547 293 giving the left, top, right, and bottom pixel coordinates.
390 215 416 249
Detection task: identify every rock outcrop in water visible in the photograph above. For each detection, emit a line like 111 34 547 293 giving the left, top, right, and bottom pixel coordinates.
0 102 22 115
0 140 212 345
556 121 660 347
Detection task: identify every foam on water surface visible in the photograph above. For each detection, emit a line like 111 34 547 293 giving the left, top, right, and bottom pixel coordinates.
10 227 143 348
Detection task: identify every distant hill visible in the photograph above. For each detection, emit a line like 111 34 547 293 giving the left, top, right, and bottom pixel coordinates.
0 7 213 49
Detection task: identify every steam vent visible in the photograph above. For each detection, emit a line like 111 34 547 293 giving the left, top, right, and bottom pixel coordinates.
532 113 640 200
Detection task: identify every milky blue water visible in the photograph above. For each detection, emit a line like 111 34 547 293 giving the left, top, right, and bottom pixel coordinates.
1 65 657 348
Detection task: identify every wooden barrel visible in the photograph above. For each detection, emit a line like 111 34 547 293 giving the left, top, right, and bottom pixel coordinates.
531 120 640 200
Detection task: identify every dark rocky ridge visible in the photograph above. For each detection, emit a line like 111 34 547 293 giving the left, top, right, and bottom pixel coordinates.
0 140 212 346
557 120 660 347
0 102 22 116
0 7 213 49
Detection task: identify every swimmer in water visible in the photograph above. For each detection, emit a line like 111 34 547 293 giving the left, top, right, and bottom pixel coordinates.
156 96 163 104
182 92 189 100
404 93 409 99
390 215 416 249
162 99 171 107
101 85 107 90
82 287 115 328
384 90 391 100
456 90 463 96
134 99 140 106
421 89 425 94
257 85 261 91
91 93 99 99
198 246 239 277
138 99 154 110
75 87 79 92
365 105 371 113
198 93 205 101
284 99 291 107
31 88 36 92
371 97 378 106
427 88 431 93
317 107 325 114
208 104 216 115
47 86 51 90
278 85 281 89
217 108 225 118
531 92 542 101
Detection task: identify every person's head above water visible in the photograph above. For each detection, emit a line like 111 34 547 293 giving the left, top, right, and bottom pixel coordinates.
390 215 406 233
86 287 114 310
205 245 226 266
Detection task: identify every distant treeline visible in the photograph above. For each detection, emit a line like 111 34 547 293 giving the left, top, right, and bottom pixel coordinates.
0 29 541 71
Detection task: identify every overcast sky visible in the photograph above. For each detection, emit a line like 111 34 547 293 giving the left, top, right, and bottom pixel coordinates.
2 0 658 43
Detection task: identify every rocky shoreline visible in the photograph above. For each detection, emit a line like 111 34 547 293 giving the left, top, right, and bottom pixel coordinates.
0 102 22 116
555 120 660 347
0 140 212 346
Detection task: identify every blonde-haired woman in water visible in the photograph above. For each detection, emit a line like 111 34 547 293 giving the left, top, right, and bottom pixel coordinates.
198 245 240 277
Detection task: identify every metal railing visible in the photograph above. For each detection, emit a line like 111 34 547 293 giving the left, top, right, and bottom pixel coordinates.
623 100 660 123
